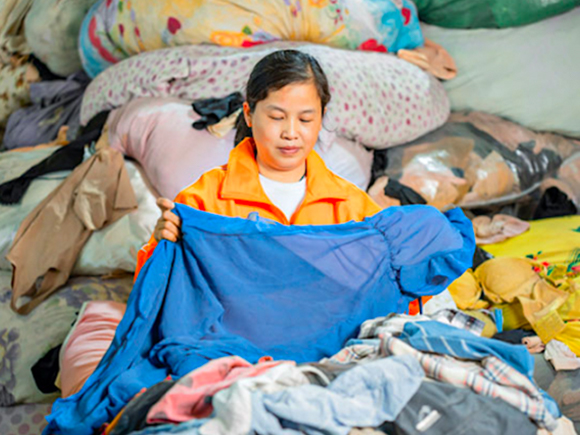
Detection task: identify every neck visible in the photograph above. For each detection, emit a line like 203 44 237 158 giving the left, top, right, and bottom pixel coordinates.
257 159 306 183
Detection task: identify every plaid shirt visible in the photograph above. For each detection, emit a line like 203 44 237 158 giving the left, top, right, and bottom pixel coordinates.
381 335 558 431
323 341 380 364
358 310 485 340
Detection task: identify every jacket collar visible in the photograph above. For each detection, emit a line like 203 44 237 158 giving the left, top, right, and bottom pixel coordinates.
220 138 348 205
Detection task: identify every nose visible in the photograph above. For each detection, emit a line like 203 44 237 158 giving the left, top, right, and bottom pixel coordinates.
281 118 299 141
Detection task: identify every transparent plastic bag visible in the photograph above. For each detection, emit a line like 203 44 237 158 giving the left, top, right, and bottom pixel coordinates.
370 113 580 210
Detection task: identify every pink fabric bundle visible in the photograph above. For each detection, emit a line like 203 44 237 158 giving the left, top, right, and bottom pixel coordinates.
107 97 234 200
472 214 530 245
59 301 126 398
147 356 289 424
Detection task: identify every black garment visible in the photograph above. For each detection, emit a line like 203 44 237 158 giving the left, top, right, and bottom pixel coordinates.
380 380 536 435
299 362 357 387
493 329 536 345
31 345 62 394
472 246 493 269
0 111 109 205
533 187 577 220
192 92 243 130
109 379 176 435
384 178 427 206
28 54 65 81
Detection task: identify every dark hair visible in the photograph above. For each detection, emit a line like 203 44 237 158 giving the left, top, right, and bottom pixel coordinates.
234 50 331 145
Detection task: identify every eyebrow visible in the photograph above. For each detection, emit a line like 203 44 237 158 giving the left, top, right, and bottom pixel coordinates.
266 105 316 114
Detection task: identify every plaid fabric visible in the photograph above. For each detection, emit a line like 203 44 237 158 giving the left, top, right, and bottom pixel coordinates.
431 309 485 336
381 336 558 431
358 310 484 340
323 342 380 364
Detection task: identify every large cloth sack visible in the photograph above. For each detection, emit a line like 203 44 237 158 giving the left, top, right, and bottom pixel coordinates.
78 0 423 77
24 0 98 76
82 41 449 150
414 0 580 29
422 8 580 138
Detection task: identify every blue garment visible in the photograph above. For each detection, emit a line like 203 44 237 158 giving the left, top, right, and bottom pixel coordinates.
251 355 424 435
371 0 424 52
400 321 535 377
399 321 561 418
44 205 474 435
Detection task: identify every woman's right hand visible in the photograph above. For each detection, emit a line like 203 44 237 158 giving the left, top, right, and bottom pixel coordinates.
153 198 181 242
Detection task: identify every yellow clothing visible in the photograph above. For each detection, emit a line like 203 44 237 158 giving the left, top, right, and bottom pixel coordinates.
448 257 580 355
482 215 580 278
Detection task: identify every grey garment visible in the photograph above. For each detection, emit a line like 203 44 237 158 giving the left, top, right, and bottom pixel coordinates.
2 71 89 150
533 354 580 433
380 380 537 435
250 355 424 435
298 362 358 387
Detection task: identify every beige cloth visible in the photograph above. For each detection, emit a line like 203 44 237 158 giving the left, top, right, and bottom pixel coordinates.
207 109 241 138
523 336 545 354
472 214 530 245
461 151 515 205
537 416 578 435
7 147 137 314
545 340 580 371
397 38 457 80
349 429 384 435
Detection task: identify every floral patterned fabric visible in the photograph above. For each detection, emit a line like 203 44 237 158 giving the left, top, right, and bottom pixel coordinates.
0 56 39 145
81 41 449 150
0 271 133 406
78 0 423 78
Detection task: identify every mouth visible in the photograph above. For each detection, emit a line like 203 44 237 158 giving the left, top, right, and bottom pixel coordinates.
278 146 301 155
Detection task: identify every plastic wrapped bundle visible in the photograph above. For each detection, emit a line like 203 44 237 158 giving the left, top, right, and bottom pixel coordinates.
370 112 580 210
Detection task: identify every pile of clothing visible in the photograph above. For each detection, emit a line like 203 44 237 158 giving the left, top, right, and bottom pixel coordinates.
0 1 579 434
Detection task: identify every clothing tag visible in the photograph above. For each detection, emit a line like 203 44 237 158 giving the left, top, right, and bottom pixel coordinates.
416 406 441 432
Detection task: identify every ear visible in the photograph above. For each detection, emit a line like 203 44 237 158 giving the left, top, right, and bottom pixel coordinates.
243 102 252 127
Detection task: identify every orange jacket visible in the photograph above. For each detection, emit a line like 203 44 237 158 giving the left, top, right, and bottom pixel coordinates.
135 137 381 278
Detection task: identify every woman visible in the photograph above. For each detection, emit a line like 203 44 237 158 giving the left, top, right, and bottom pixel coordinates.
136 49 381 277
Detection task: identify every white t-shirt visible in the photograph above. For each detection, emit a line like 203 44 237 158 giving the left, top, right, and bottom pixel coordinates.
259 174 307 221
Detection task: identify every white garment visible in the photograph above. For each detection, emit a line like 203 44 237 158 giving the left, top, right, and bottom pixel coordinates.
199 363 310 435
544 340 580 371
259 174 306 221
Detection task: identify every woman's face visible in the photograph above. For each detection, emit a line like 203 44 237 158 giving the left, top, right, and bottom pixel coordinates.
243 81 324 182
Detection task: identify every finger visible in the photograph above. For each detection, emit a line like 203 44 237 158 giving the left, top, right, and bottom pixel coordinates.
162 210 181 227
163 221 180 238
160 228 178 243
156 197 175 212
